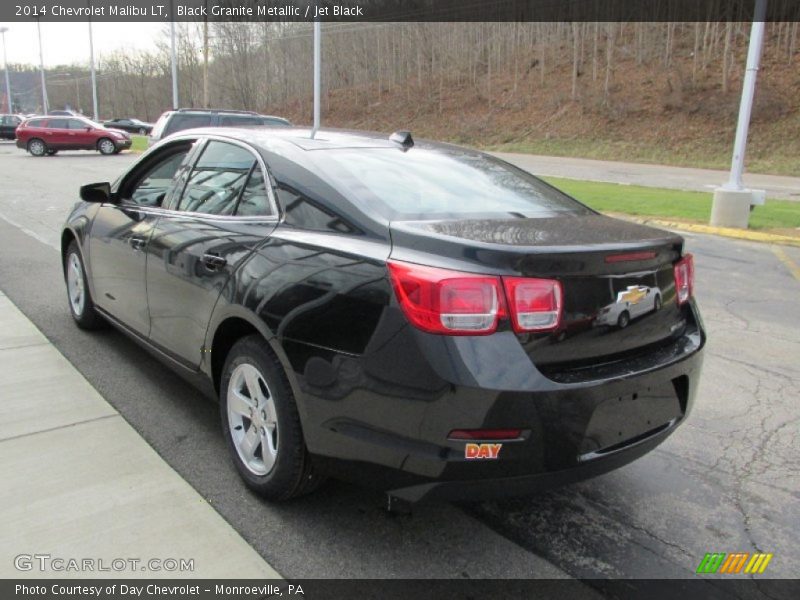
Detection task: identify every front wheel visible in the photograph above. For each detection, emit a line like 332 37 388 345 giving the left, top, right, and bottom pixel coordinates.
64 241 104 330
617 310 631 329
220 335 323 500
97 138 116 155
28 138 47 156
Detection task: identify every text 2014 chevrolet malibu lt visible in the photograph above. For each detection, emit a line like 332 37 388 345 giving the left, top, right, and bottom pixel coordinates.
62 128 704 503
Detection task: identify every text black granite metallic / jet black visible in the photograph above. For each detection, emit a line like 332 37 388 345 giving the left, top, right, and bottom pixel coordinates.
61 127 705 503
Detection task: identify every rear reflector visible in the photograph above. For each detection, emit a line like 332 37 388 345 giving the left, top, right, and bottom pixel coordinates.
674 254 695 305
386 261 505 335
448 429 522 441
502 277 562 332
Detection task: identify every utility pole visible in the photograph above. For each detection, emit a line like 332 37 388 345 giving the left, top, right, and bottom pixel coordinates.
0 27 11 113
170 1 179 108
37 19 48 113
710 0 768 228
311 21 321 138
88 1 99 120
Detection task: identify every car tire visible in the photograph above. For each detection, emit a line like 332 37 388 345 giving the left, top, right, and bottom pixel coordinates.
64 241 104 330
617 310 630 329
27 138 47 157
138 128 147 135
220 335 323 501
97 138 116 155
654 295 662 311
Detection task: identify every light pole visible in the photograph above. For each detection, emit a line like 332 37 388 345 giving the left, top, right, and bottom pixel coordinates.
311 21 321 138
37 19 49 113
170 0 179 108
88 1 99 120
0 27 11 113
710 0 768 228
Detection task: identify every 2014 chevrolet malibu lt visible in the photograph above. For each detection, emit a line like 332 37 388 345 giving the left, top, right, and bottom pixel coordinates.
61 128 705 503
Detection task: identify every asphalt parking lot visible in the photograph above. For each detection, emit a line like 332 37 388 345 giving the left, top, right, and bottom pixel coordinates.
0 143 798 587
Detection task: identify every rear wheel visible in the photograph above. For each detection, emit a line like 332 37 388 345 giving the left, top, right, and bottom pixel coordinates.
220 335 323 500
654 294 662 311
27 138 47 156
97 138 116 155
64 241 104 330
138 128 147 135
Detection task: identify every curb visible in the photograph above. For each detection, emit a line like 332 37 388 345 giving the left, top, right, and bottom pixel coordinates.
609 214 800 248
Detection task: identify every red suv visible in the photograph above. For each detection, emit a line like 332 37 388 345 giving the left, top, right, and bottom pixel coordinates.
16 116 132 156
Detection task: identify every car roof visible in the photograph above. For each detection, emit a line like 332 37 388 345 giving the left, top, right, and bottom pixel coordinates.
175 126 416 151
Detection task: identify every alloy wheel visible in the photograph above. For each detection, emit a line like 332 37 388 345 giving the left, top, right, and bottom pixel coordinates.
29 140 45 156
66 253 85 316
227 363 279 476
98 139 116 155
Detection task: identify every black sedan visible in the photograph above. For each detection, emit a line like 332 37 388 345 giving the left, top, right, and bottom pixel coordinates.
61 128 705 503
103 117 154 135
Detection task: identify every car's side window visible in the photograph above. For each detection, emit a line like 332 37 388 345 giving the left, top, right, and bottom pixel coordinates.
48 119 69 129
176 141 256 216
67 119 87 130
120 144 194 207
220 115 262 127
235 168 272 216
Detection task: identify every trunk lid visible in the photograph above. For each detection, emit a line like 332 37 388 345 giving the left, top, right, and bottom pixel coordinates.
389 214 688 369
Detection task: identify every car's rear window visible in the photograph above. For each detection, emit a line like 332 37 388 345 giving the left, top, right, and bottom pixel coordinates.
164 114 213 136
310 148 589 220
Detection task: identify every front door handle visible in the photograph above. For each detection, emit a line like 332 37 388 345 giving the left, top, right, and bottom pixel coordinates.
202 253 227 270
129 236 146 251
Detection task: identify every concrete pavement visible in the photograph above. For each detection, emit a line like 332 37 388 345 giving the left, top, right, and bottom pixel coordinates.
492 152 800 201
0 291 280 579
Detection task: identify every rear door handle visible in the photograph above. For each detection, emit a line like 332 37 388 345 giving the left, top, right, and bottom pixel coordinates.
202 253 227 270
129 236 146 251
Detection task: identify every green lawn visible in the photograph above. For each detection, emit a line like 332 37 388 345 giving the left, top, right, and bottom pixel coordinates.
543 177 800 231
130 135 149 152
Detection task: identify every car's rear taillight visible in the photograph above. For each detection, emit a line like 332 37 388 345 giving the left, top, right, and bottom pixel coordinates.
674 254 694 305
387 260 565 336
386 261 505 335
502 276 562 332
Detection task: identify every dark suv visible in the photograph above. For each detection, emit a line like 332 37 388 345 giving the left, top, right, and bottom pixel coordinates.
149 109 291 146
0 114 23 140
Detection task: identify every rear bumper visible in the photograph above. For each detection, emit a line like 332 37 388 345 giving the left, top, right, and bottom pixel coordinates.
388 417 679 502
286 301 705 503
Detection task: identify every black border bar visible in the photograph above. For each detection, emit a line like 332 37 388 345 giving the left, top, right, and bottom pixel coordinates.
2 0 800 23
4 579 800 600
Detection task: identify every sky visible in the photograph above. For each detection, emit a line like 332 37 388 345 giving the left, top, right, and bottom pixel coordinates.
0 22 166 68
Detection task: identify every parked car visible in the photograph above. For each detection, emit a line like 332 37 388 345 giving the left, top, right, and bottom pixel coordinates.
596 285 663 328
16 116 132 156
148 108 291 145
61 128 704 504
103 117 154 135
0 114 23 140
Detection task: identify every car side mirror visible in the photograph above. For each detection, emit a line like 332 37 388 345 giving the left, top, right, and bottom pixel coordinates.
80 182 115 204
